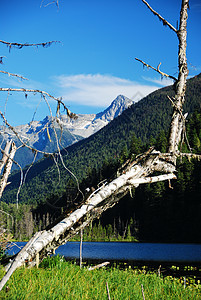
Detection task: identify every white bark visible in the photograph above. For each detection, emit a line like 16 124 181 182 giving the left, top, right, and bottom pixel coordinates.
0 141 12 173
0 232 42 290
168 0 189 153
0 150 176 290
88 262 110 271
0 141 16 199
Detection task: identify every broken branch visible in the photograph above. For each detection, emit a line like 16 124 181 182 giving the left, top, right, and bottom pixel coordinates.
0 88 77 119
141 0 178 33
0 40 60 51
0 70 28 81
135 58 177 81
88 262 110 271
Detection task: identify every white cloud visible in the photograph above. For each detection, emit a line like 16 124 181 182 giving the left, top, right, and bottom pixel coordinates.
52 73 163 107
0 73 173 113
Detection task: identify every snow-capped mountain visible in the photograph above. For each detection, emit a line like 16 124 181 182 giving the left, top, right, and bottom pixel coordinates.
61 95 134 138
0 95 134 168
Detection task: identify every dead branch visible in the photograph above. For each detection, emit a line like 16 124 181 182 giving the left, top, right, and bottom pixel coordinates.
179 153 201 161
106 282 111 300
0 93 79 208
0 40 60 52
141 0 177 33
0 148 176 290
141 284 146 300
22 152 38 185
80 229 83 268
88 262 110 271
135 58 177 81
41 0 59 9
0 104 76 158
0 88 76 119
0 70 28 81
127 173 176 188
0 111 55 156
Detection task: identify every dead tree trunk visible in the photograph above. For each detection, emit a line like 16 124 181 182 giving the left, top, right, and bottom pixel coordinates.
0 141 12 174
0 141 16 199
0 0 191 291
168 0 189 154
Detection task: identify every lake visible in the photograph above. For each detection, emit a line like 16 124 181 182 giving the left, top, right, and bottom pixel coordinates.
7 242 201 264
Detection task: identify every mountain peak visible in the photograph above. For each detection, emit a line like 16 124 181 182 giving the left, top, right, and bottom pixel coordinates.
0 94 134 169
95 95 134 122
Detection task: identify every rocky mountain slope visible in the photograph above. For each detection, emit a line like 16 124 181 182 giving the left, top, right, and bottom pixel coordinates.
0 95 134 168
63 95 134 138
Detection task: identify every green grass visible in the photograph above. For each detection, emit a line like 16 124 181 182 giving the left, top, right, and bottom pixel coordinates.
0 256 200 299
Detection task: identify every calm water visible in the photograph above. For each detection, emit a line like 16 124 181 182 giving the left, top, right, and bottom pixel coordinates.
7 242 201 263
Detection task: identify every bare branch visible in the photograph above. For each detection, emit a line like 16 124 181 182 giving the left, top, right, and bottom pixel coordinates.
0 110 55 156
141 0 178 33
0 40 60 52
179 153 201 161
88 262 110 271
0 88 77 119
41 0 59 9
127 173 176 188
0 70 28 81
135 58 177 81
22 152 38 186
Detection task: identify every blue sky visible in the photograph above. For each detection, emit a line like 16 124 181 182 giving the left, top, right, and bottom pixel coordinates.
1 0 201 126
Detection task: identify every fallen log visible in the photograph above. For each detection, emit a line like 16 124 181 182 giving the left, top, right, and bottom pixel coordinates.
0 149 176 290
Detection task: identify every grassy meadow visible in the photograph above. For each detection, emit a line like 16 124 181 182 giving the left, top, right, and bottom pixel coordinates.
0 256 200 299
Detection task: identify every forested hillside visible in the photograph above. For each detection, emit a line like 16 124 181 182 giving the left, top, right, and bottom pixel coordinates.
1 109 201 242
2 74 201 206
1 74 201 242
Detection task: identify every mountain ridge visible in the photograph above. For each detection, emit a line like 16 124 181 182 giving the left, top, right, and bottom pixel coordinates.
0 95 134 169
3 74 201 205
